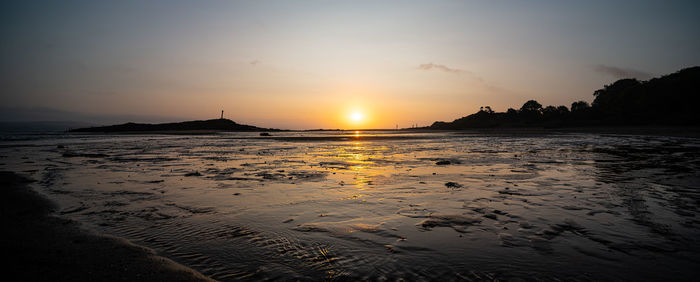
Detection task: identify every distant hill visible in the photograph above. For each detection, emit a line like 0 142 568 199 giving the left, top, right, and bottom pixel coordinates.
69 118 273 133
429 66 700 129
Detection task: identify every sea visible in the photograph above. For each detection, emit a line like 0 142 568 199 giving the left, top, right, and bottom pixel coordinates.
1 130 699 281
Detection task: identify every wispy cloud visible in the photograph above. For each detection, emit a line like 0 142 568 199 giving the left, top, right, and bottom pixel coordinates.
416 63 521 100
594 64 652 80
418 63 463 74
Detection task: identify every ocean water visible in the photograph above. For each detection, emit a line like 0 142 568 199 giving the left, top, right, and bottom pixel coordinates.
2 131 699 280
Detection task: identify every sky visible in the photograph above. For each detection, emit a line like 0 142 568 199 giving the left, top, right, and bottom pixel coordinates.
2 0 699 129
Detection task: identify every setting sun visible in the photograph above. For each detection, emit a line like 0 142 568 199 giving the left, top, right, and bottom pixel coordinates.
350 112 364 122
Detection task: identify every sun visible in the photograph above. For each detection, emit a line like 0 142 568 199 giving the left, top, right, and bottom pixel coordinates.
350 112 364 122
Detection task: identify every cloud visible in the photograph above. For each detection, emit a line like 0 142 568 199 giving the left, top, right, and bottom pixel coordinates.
594 64 652 80
418 63 463 74
415 63 522 101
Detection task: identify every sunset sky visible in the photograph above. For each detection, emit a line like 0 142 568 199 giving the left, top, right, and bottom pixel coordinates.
2 0 699 129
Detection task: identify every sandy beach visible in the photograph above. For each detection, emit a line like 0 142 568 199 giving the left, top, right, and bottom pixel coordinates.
0 171 212 282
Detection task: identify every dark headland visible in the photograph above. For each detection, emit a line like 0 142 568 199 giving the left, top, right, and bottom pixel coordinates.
428 66 700 130
70 118 276 133
0 171 212 281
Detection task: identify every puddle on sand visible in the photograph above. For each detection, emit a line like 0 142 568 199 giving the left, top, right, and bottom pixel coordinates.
2 131 700 281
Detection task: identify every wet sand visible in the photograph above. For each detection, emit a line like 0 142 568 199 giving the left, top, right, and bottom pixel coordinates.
2 131 699 280
0 171 212 282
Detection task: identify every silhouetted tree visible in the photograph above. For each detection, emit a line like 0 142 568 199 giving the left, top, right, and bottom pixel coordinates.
542 105 570 122
517 100 543 123
546 106 557 111
520 100 543 113
484 106 494 113
542 105 557 114
556 105 569 113
571 101 590 113
542 106 558 118
592 79 642 110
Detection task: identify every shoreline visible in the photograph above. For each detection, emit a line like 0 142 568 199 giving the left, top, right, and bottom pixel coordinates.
0 171 213 282
57 125 700 137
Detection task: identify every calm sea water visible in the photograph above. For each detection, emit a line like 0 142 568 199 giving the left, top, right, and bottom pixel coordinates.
2 131 699 281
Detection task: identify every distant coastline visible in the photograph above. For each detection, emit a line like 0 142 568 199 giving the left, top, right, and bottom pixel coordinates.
69 118 280 134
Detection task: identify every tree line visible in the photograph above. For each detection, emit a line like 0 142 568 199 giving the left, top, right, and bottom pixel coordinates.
430 66 700 129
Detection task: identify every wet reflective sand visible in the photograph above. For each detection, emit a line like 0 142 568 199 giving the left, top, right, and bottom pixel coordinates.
2 131 699 280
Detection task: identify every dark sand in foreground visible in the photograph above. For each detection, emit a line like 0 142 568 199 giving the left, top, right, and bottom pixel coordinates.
0 171 212 282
